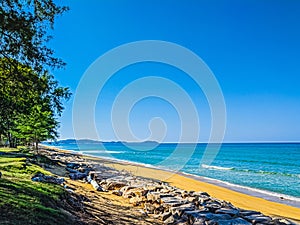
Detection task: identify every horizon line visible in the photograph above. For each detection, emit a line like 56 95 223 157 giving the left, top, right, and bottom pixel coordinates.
50 139 300 144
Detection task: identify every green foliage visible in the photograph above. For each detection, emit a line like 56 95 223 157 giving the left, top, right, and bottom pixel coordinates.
0 0 69 72
12 105 58 145
17 146 30 153
0 58 71 148
0 1 71 148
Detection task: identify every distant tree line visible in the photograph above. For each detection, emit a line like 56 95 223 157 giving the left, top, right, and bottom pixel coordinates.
0 0 71 149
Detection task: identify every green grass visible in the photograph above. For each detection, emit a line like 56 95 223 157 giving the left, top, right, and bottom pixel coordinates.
0 147 19 153
0 148 77 225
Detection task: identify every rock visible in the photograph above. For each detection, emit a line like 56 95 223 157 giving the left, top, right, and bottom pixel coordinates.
275 218 297 225
244 215 272 224
69 172 87 180
112 190 123 196
192 217 207 225
144 185 161 191
199 192 210 197
129 187 148 197
187 212 231 222
66 162 80 169
187 196 198 202
211 218 251 225
198 196 211 205
138 209 147 216
120 185 136 193
161 211 172 221
183 210 208 223
129 196 146 206
181 190 189 198
161 196 184 204
147 192 162 202
204 202 222 212
239 210 261 217
65 167 79 173
147 192 174 202
31 172 64 185
164 215 180 224
171 204 195 217
144 203 157 214
215 208 239 216
173 219 189 225
162 199 187 208
77 166 91 173
121 186 148 198
154 205 165 215
106 181 127 190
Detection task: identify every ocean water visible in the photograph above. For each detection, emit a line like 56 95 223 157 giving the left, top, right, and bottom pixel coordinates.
46 141 300 202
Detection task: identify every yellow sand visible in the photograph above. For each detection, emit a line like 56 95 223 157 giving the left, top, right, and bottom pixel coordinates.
89 158 300 222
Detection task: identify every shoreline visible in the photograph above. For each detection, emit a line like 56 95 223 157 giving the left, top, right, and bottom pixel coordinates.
41 145 300 222
53 147 300 207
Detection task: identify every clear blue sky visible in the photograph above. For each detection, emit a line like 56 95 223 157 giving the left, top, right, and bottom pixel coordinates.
50 0 300 142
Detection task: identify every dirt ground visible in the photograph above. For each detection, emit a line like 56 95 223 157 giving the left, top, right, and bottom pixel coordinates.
45 161 162 225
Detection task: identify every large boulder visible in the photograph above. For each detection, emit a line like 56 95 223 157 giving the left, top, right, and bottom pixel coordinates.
31 172 64 185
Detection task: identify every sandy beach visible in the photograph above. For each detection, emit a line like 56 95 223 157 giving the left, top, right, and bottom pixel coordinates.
80 155 300 222
36 145 300 224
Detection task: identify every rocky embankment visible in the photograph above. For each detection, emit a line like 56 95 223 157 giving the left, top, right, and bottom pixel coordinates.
39 148 298 225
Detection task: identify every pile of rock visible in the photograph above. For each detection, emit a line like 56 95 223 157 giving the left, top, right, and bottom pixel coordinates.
40 148 297 225
84 165 296 225
76 166 294 225
66 162 92 180
46 151 85 164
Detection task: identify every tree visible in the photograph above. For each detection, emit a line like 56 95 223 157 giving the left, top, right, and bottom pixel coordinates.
0 58 71 148
0 0 69 72
12 104 58 150
0 58 41 147
0 1 71 148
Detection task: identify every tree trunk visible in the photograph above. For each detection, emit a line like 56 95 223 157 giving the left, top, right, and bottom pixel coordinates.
8 132 13 148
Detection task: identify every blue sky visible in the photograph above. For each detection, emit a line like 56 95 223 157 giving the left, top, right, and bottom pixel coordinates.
50 0 300 142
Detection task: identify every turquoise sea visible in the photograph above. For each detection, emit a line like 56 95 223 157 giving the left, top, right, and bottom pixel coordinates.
45 141 300 206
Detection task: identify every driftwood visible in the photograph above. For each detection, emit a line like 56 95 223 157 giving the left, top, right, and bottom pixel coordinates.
91 180 103 191
87 174 104 191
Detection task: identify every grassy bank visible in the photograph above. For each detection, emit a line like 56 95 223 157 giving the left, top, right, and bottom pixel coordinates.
0 147 76 225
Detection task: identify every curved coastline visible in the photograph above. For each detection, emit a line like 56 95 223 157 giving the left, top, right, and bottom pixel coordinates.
57 147 300 207
41 144 300 221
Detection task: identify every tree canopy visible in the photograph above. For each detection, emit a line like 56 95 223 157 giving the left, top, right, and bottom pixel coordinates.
0 0 69 72
0 0 71 148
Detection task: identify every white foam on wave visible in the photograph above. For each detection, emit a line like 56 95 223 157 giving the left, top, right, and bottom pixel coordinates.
79 150 125 154
201 164 233 170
